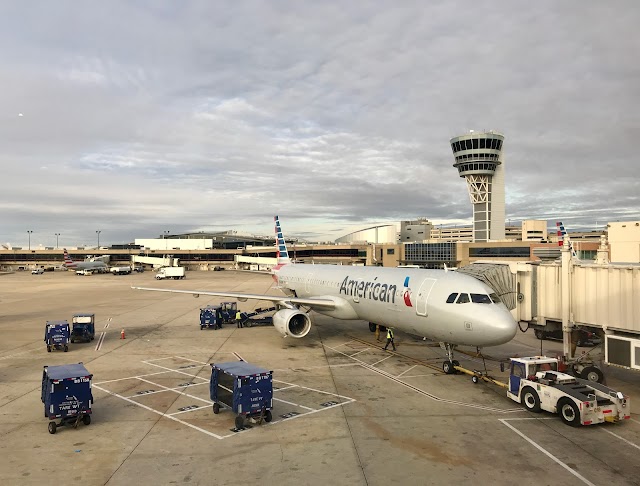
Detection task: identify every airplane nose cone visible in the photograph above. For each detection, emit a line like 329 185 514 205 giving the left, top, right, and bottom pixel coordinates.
492 308 518 344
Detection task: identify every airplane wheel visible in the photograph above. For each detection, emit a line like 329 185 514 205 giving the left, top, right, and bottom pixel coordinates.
47 346 51 352
368 323 376 332
443 361 455 374
581 366 604 384
48 422 57 434
83 415 91 425
264 410 272 423
472 375 479 384
521 386 542 412
213 403 220 414
558 399 580 426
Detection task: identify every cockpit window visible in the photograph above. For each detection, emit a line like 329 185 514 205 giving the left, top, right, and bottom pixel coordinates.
456 293 470 304
489 293 501 303
471 293 492 304
446 293 458 304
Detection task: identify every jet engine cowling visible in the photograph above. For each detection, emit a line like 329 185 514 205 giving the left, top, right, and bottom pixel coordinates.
273 309 312 338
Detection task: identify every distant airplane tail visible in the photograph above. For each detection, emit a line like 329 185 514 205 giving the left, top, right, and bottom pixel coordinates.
274 216 291 266
556 222 577 259
63 248 77 268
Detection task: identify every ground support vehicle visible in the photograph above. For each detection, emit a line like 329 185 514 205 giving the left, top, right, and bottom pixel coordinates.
32 268 44 274
71 313 95 343
110 266 132 275
199 305 221 330
210 361 273 430
155 266 185 280
45 321 70 352
506 356 631 426
41 363 93 434
239 306 277 327
219 302 238 322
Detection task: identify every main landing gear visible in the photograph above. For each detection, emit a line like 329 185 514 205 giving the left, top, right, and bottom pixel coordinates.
441 343 460 374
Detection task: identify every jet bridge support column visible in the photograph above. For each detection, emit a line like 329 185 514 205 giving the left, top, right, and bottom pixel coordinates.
561 235 572 358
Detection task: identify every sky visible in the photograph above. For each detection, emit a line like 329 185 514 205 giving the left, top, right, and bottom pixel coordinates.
1 1 639 248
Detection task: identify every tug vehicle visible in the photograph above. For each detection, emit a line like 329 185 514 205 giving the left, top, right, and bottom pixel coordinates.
507 356 630 426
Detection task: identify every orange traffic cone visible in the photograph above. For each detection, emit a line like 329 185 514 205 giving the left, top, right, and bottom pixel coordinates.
121 329 125 339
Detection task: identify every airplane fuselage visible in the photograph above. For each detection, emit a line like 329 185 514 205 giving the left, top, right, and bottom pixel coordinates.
274 264 517 347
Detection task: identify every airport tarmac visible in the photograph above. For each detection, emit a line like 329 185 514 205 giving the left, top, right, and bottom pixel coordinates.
1 270 639 486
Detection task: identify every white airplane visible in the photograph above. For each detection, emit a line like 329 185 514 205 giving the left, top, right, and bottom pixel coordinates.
133 216 518 372
63 249 108 272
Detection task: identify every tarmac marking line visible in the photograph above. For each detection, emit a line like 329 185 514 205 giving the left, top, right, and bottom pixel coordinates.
232 352 244 361
272 397 315 411
93 384 225 440
602 429 640 451
348 348 370 358
95 370 174 385
324 343 523 413
274 385 298 392
396 365 417 378
371 355 393 366
273 379 299 387
168 405 212 416
142 361 212 380
95 332 106 351
137 377 212 404
500 419 597 486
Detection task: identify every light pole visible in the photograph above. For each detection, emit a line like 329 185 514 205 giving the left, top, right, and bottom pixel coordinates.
96 230 101 249
55 233 60 249
27 230 33 250
163 231 170 251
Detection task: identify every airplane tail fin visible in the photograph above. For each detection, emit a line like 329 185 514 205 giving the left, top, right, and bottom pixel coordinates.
274 216 291 265
556 222 577 259
63 248 77 268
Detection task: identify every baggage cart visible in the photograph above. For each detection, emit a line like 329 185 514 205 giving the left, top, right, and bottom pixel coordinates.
71 313 95 343
44 320 70 352
200 305 221 329
210 361 273 429
41 363 93 434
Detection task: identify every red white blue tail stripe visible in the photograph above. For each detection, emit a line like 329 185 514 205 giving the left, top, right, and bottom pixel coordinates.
63 249 77 268
274 216 291 265
556 222 577 258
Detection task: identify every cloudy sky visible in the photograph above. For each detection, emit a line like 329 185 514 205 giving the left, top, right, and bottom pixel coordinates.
1 1 638 248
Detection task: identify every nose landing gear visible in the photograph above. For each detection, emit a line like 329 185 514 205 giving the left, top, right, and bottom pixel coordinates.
441 343 460 374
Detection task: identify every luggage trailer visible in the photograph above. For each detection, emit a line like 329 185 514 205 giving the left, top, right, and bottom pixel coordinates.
41 363 93 434
210 361 273 430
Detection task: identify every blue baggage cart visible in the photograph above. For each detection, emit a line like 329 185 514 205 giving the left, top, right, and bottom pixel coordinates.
210 361 273 429
44 320 70 352
41 363 93 434
200 305 223 329
71 313 95 343
220 302 238 322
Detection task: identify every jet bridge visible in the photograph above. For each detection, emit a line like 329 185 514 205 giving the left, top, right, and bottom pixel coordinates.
456 262 518 310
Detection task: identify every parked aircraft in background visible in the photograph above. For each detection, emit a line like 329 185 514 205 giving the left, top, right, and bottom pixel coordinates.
556 222 578 259
134 217 518 372
63 249 108 272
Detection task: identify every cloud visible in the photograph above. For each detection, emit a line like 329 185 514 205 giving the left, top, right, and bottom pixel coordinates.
0 0 638 246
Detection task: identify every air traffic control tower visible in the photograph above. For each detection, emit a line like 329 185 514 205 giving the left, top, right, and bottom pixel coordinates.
450 131 505 242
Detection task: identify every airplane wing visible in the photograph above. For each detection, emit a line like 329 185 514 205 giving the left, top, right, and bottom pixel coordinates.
131 286 337 309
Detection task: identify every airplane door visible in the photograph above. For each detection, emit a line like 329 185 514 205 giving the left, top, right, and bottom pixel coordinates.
415 278 436 316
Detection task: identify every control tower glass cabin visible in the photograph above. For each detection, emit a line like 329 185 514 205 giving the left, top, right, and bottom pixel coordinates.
450 131 505 242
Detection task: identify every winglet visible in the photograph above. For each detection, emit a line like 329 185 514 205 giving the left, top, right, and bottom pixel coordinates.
274 215 291 265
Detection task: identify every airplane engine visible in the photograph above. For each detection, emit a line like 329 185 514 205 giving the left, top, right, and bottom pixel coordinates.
273 309 312 338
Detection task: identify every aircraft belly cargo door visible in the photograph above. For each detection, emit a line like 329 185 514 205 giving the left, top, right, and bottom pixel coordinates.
415 278 436 317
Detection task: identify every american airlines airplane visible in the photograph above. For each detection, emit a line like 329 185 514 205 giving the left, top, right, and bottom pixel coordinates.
133 216 518 373
63 249 108 272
